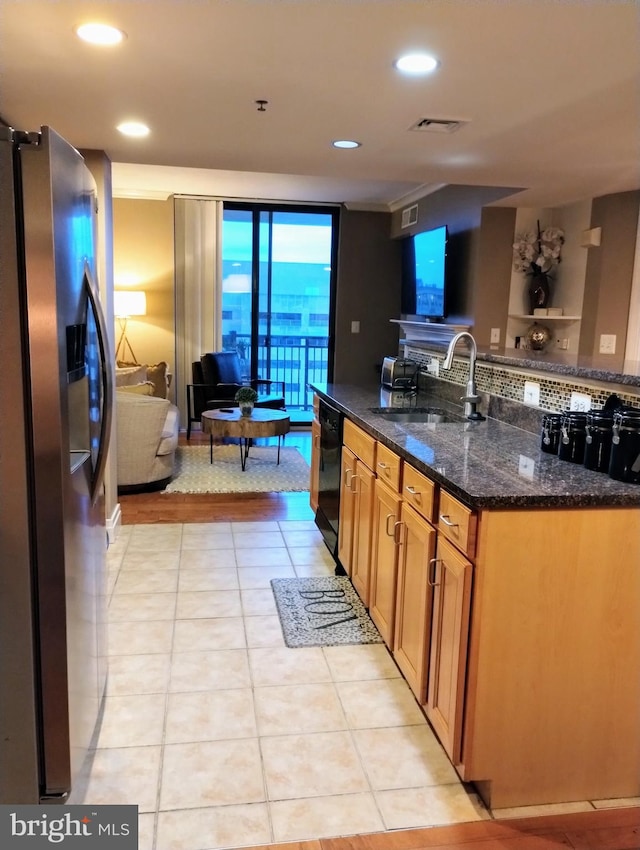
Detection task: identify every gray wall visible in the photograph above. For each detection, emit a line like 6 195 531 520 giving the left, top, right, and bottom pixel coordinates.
392 185 640 357
473 207 518 346
580 189 640 364
390 185 521 343
333 209 402 384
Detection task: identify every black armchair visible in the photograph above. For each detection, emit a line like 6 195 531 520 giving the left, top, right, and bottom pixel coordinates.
186 351 286 439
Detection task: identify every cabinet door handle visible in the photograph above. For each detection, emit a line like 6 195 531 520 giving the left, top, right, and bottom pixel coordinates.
351 473 359 493
344 468 352 487
428 557 441 587
405 485 419 496
439 514 458 528
385 512 396 537
393 520 403 545
314 434 320 448
378 461 389 471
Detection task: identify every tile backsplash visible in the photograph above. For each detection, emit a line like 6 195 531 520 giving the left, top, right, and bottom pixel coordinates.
406 345 640 416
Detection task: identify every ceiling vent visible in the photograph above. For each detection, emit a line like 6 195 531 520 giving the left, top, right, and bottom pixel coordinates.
409 117 467 134
401 204 419 229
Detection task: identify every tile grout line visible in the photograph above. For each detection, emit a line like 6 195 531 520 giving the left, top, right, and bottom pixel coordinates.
152 522 184 850
238 535 276 846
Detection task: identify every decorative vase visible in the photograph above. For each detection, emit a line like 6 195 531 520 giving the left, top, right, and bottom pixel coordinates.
525 322 552 351
527 272 550 315
239 402 254 417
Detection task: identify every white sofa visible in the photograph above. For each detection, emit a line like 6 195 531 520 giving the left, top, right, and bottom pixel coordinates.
116 391 179 491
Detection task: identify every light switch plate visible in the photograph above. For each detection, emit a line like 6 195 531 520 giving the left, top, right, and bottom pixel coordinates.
524 380 540 406
351 320 360 333
599 334 616 354
490 327 500 344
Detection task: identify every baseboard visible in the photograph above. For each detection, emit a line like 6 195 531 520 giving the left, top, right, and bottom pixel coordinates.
106 502 123 545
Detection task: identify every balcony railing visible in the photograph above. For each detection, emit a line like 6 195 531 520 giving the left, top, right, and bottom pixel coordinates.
222 333 328 410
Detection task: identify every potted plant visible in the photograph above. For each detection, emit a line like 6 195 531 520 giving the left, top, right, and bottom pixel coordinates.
235 386 258 416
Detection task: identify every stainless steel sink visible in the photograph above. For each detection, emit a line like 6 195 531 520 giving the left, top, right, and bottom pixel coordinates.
369 406 458 423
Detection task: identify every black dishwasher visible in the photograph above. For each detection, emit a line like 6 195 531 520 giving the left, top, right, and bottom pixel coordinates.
315 399 343 561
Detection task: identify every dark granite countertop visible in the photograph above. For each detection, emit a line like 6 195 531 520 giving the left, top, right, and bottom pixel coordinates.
311 382 640 510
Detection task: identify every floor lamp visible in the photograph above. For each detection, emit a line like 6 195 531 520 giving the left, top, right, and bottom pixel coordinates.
114 290 147 364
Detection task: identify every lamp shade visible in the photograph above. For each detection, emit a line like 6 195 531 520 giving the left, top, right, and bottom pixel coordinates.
114 290 147 317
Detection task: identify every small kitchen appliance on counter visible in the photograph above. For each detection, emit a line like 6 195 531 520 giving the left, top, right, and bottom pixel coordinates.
381 357 418 390
379 387 419 409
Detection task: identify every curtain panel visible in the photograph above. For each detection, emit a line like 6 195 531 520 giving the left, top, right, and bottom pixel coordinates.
174 197 223 426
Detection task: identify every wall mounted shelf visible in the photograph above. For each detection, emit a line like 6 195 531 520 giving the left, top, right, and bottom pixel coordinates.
391 319 471 345
508 314 582 322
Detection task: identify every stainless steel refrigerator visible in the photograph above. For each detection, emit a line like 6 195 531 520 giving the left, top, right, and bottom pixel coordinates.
0 126 113 803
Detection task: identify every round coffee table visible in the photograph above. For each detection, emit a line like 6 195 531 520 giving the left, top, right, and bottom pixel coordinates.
201 408 290 471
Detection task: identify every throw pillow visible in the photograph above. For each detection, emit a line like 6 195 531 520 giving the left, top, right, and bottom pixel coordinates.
115 364 148 387
116 382 155 396
146 362 168 399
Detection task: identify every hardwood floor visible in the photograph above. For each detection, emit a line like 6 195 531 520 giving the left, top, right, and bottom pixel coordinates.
117 428 639 849
244 806 640 850
118 428 315 525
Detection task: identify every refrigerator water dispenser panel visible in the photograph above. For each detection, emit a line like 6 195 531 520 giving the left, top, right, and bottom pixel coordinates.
66 323 86 382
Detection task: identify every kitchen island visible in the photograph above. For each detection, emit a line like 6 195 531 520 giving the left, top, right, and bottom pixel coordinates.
310 381 640 810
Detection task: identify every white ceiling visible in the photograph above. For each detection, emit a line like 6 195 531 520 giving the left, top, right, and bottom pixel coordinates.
2 0 639 210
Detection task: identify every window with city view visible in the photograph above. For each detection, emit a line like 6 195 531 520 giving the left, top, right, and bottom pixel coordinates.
221 206 337 413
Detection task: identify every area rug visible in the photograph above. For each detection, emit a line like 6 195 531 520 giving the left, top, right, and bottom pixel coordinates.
163 445 309 494
271 576 383 648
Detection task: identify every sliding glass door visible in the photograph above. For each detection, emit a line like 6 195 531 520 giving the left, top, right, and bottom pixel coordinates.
221 203 338 416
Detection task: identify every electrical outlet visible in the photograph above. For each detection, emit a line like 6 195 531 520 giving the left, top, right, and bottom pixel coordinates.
351 320 360 333
427 358 440 377
599 334 616 354
570 391 592 412
557 338 569 350
490 327 500 344
523 380 540 406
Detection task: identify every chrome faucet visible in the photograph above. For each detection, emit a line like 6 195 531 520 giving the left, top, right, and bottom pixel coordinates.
442 332 486 420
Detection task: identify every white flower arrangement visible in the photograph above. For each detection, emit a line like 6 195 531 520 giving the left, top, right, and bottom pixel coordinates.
513 221 564 275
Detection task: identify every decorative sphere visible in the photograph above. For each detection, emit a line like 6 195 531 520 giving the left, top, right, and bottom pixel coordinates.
525 322 552 351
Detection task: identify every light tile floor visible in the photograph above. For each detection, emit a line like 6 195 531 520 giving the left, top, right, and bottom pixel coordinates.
71 520 639 850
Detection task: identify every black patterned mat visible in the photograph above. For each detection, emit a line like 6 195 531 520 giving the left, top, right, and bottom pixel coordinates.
270 576 383 648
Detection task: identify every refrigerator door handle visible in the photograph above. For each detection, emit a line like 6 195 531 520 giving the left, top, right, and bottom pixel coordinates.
85 265 113 502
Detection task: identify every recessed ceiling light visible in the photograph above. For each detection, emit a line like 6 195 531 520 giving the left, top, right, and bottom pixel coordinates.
332 140 361 149
117 121 150 138
394 53 439 75
75 23 125 45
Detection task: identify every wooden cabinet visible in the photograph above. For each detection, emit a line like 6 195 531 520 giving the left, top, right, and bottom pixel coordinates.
350 461 375 604
403 464 436 523
309 417 320 513
369 476 402 646
393 501 437 701
325 406 640 809
339 413 474 766
460 506 640 808
337 446 356 574
425 535 472 764
437 490 477 559
338 421 376 602
376 441 402 491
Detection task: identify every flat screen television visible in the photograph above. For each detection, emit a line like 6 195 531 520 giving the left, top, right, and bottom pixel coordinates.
401 225 448 320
